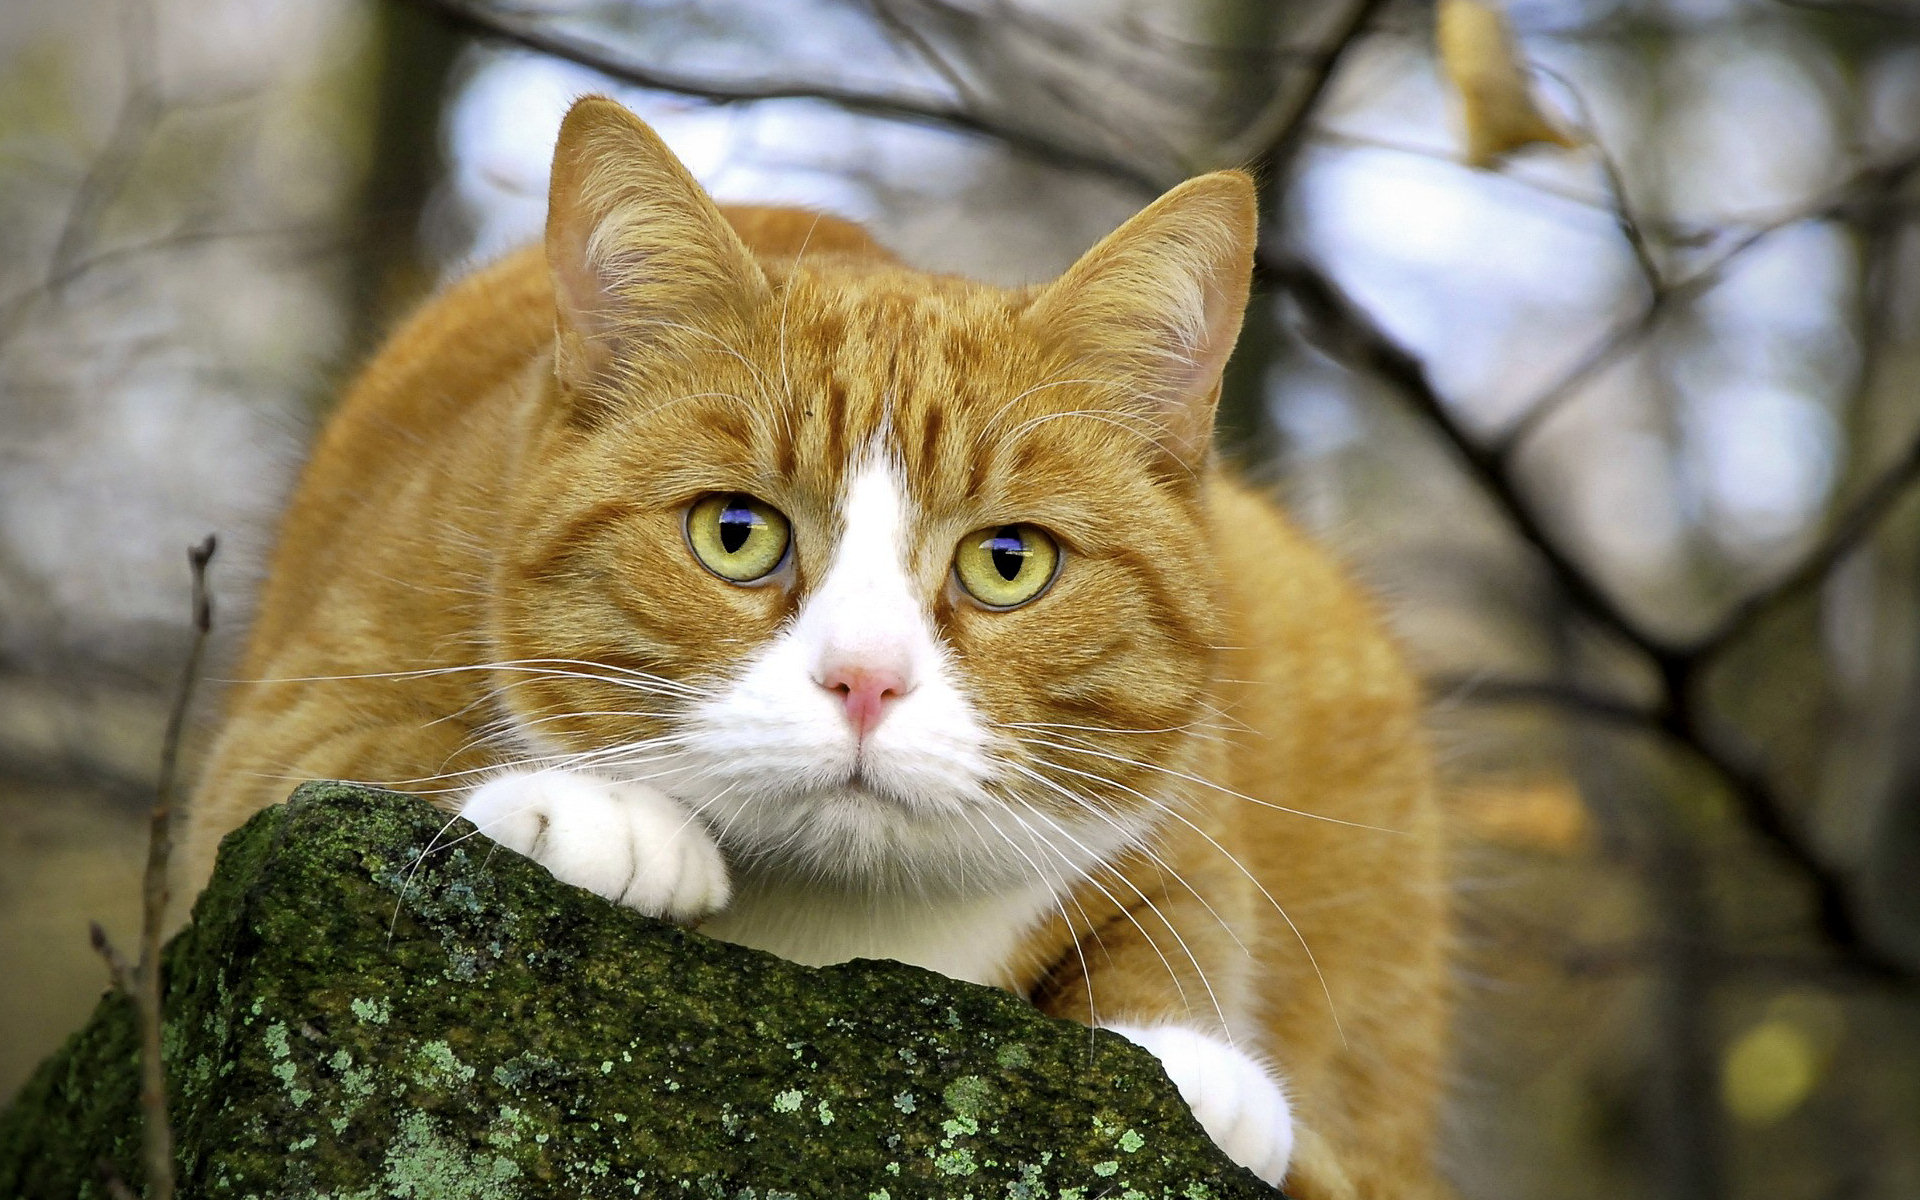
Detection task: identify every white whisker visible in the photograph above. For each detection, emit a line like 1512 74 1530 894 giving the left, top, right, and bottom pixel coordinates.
1001 791 1229 1038
1006 732 1397 833
999 760 1249 958
1020 754 1347 1046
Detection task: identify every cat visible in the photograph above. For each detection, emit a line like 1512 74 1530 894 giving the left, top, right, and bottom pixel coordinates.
181 96 1452 1199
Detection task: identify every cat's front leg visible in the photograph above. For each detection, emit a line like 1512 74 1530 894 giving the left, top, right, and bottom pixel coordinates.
460 768 730 922
1106 1023 1294 1187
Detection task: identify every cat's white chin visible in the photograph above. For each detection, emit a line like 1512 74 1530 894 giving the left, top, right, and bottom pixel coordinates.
1104 1023 1295 1187
687 771 1151 897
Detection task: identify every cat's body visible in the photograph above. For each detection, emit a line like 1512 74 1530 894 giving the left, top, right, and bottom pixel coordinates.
183 100 1450 1199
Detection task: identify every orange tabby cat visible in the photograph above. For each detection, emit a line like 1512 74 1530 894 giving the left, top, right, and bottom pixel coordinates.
182 97 1450 1198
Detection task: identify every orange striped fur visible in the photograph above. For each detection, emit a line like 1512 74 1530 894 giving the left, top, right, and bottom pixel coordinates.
183 98 1450 1198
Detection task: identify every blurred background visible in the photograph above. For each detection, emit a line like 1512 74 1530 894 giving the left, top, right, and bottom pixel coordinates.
2 0 1918 1196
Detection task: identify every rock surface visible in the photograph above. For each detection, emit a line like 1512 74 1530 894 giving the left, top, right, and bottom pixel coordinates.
0 782 1280 1198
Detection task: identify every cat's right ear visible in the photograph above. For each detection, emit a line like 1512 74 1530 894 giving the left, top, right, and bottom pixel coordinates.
546 97 769 417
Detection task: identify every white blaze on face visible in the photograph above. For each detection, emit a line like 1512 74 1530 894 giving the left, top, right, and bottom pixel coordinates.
779 452 995 806
677 449 1153 913
690 454 1090 977
799 457 934 744
564 450 1168 977
677 454 1003 882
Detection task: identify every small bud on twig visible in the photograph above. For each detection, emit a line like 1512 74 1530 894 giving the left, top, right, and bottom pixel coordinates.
89 920 132 994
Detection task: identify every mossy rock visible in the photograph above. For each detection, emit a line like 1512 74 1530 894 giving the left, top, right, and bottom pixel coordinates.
0 782 1280 1198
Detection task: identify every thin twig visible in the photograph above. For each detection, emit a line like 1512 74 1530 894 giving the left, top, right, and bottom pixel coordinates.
99 535 215 1200
48 0 162 289
0 225 330 348
89 921 133 994
1269 250 1916 980
1557 940 1906 989
1769 0 1920 20
1486 300 1665 467
1490 142 1920 460
399 0 1168 195
867 0 987 111
1685 424 1920 661
1535 64 1661 291
1429 673 1662 730
1223 0 1391 176
1265 253 1675 664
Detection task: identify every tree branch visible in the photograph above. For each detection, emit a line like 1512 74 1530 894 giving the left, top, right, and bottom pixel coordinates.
1429 673 1662 730
398 0 1168 195
1489 142 1920 462
48 0 162 289
1223 0 1392 176
1261 252 1678 664
1686 422 1920 661
94 536 215 1200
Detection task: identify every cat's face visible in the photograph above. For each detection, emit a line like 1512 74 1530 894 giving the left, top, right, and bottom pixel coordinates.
491 99 1254 894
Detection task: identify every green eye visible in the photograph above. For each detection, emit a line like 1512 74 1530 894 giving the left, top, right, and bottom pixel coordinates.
686 494 791 582
954 524 1059 609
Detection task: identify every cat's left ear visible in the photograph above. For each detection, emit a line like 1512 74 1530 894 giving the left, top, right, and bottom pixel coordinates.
546 97 770 414
1023 172 1256 469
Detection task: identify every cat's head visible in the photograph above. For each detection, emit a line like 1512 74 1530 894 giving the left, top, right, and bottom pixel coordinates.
492 97 1254 895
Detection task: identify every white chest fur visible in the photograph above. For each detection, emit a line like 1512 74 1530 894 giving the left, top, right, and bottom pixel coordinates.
697 877 1059 987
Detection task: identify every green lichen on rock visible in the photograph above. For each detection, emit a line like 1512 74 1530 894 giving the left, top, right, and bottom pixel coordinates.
0 782 1281 1198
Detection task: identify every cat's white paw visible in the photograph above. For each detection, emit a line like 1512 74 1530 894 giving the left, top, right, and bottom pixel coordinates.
1107 1023 1294 1186
460 768 730 921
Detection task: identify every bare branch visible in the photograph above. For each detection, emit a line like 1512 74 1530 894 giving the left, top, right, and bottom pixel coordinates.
1686 424 1920 661
1429 673 1662 730
1769 0 1920 21
0 225 334 348
398 0 1168 195
48 0 163 288
1268 250 1917 980
1486 301 1663 469
1555 939 1909 989
1263 252 1676 663
1490 142 1920 461
1535 65 1661 291
100 535 215 1200
865 0 989 112
89 921 133 994
1223 0 1392 176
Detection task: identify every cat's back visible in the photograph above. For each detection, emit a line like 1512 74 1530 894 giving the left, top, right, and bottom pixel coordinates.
312 246 555 486
1207 477 1428 782
1205 476 1449 1191
241 247 554 660
1205 472 1439 892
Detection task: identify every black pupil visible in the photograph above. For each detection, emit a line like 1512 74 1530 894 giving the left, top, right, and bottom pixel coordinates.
718 499 758 554
989 526 1027 581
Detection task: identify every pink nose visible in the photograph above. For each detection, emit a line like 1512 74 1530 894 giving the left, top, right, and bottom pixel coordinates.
817 664 909 740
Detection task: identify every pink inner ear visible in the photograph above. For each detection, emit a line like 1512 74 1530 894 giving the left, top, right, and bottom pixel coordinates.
551 210 608 341
545 130 620 383
1154 267 1246 445
547 158 652 386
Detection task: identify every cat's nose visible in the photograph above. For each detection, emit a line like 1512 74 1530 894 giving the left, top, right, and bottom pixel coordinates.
816 663 910 740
